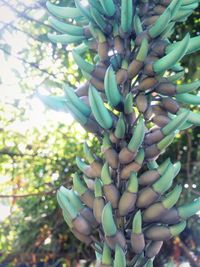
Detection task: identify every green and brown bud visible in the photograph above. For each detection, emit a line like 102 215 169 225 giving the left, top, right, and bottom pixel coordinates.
111 113 126 142
131 210 145 254
145 133 175 159
119 118 145 164
143 185 182 222
101 162 120 208
101 134 119 169
57 190 92 235
145 221 186 241
124 93 136 125
116 60 128 85
137 162 175 208
138 158 170 186
118 172 138 216
120 149 144 180
145 111 189 146
102 203 126 250
160 197 200 224
60 186 98 227
93 179 105 223
73 173 95 209
75 82 89 97
76 156 102 178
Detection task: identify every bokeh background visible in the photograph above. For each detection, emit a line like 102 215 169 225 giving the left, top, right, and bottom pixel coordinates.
0 1 200 266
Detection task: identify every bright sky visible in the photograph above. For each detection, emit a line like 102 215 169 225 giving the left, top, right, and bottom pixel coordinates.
0 2 74 129
0 1 76 220
0 1 93 221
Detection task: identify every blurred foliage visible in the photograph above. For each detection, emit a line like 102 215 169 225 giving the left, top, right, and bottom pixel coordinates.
0 0 199 266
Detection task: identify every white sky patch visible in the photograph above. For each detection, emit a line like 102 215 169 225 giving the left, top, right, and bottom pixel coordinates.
0 204 11 221
33 8 46 20
0 175 11 184
0 25 74 131
0 6 15 23
180 263 191 267
44 236 51 245
0 1 79 223
81 0 89 7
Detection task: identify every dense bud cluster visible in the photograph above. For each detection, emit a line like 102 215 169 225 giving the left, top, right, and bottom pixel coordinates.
43 0 200 266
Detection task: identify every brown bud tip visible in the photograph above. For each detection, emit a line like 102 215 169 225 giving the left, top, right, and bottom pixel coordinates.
139 170 160 186
159 207 180 224
161 97 180 114
120 162 142 180
136 187 160 208
145 226 171 241
119 147 137 164
145 144 160 159
84 118 101 134
90 77 105 91
138 77 157 91
118 192 137 216
136 94 148 113
151 40 168 57
105 231 126 250
131 233 145 254
75 82 89 97
154 5 166 15
145 241 163 258
152 105 168 116
98 42 109 62
143 203 167 222
152 115 170 127
144 15 159 26
109 132 119 144
156 83 176 96
92 65 107 80
103 184 120 209
90 161 103 177
73 215 92 235
144 106 153 120
93 197 105 223
145 129 164 146
103 148 119 169
114 36 124 55
81 190 95 209
135 32 151 46
81 207 98 227
72 229 92 245
161 0 171 6
145 55 159 62
127 60 143 79
116 69 128 84
144 61 155 76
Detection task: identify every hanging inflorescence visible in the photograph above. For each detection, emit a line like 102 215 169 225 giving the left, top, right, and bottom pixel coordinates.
42 0 200 266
